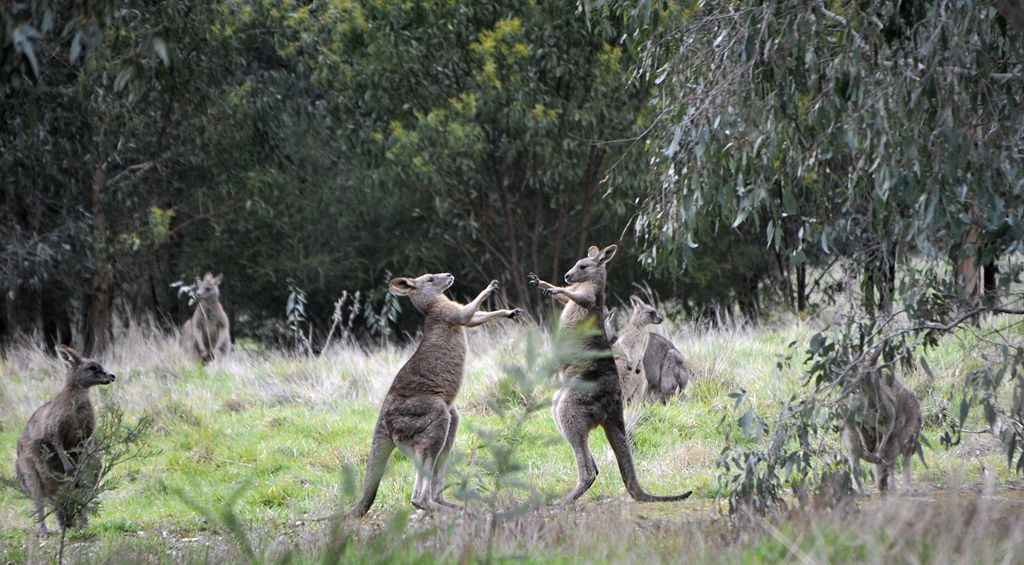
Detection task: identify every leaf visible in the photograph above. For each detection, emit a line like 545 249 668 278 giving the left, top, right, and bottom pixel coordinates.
920 357 934 380
114 66 134 92
984 401 997 427
70 31 83 64
738 409 755 436
153 37 170 67
782 190 798 215
732 205 749 228
809 333 825 354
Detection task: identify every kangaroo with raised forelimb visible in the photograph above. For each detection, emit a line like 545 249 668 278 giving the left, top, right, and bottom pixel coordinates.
529 245 692 505
347 273 521 517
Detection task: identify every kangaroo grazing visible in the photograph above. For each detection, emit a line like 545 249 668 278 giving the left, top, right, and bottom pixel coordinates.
604 307 692 403
347 274 521 517
842 351 922 494
182 272 230 362
15 345 116 534
612 295 663 410
528 245 691 505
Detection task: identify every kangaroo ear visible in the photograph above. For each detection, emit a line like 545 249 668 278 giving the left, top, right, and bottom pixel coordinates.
213 273 224 285
204 271 214 281
388 277 416 296
629 294 644 308
597 244 618 264
587 246 600 258
55 345 83 368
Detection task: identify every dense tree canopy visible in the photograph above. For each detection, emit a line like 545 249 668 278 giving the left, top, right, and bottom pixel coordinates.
2 0 1023 353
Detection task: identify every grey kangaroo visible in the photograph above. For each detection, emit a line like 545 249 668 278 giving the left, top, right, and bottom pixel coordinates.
15 345 115 534
347 274 521 517
842 350 922 494
528 245 692 505
612 295 663 409
605 308 692 403
182 272 230 362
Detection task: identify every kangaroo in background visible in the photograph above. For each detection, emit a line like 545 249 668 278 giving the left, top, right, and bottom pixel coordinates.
15 345 116 534
612 295 663 410
182 272 230 362
605 307 692 403
528 245 691 505
347 274 521 517
842 351 922 494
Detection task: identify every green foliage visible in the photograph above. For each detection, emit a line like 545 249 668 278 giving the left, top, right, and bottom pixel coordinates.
639 0 1024 315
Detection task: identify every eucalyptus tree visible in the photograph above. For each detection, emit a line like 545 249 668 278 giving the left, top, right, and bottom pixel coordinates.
639 0 1024 316
633 0 1024 509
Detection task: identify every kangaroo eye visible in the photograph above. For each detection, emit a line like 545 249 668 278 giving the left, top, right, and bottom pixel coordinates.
580 265 587 270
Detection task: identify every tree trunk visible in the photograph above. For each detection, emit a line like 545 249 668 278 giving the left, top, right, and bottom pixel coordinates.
956 224 982 309
796 263 807 313
575 147 604 257
983 258 999 307
83 167 113 356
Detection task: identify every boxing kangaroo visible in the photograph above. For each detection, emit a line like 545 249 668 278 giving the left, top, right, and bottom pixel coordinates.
347 273 521 517
529 245 691 505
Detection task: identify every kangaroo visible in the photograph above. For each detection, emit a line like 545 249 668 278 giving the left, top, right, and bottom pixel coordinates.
528 245 691 505
347 274 521 517
842 351 922 494
15 345 116 534
182 272 230 362
612 295 663 409
604 308 692 403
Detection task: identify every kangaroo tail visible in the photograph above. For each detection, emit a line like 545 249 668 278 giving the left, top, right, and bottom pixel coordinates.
603 416 691 502
346 430 396 518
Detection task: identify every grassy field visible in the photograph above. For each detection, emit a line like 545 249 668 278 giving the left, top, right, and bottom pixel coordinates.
1 315 1023 563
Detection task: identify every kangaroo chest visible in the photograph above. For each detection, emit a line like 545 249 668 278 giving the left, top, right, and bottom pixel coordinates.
392 325 468 404
56 394 95 447
194 303 226 329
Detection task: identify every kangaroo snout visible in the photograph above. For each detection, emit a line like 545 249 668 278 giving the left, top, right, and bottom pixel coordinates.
106 373 116 383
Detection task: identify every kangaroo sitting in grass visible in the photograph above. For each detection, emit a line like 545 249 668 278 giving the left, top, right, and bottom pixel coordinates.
612 295 663 410
528 245 691 505
605 307 692 403
842 350 922 494
15 345 115 534
347 274 521 517
182 272 230 362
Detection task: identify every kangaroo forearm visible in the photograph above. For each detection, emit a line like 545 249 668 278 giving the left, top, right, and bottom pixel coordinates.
556 288 595 308
548 291 571 304
459 285 495 321
465 310 514 328
50 438 74 472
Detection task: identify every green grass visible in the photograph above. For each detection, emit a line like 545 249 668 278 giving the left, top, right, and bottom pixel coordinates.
1 318 1023 563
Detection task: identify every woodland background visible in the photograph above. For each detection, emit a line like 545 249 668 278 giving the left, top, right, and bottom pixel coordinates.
2 0 1023 352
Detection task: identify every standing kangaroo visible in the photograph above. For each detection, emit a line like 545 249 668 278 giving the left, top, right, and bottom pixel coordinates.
528 245 691 505
605 308 691 403
15 345 116 534
182 272 230 362
612 295 663 409
842 351 922 494
347 274 521 517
